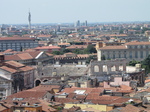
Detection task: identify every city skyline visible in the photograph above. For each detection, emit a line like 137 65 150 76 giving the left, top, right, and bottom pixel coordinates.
0 0 150 24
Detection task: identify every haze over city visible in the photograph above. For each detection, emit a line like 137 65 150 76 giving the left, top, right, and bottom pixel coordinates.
1 0 150 24
2 0 150 111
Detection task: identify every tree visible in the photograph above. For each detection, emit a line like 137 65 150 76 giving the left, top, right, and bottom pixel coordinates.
119 30 124 34
84 45 97 54
73 49 83 54
86 55 94 63
142 27 150 33
128 60 140 66
141 55 150 74
52 51 63 55
63 49 71 53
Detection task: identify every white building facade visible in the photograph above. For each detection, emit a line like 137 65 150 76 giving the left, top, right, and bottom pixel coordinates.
97 42 150 61
0 75 12 100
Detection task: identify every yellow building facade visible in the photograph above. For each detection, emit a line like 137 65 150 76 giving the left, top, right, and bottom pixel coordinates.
64 103 114 112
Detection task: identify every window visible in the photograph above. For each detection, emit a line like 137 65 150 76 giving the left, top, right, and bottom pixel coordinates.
118 51 121 58
135 51 138 58
140 51 143 58
94 65 99 72
124 54 126 58
113 54 115 59
113 51 115 59
146 51 149 56
129 52 132 59
108 54 110 59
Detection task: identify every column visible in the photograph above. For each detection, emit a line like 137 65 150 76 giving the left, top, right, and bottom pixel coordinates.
123 64 126 71
115 64 119 71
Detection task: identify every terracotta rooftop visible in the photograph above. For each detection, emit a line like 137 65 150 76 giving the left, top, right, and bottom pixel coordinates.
119 104 142 112
0 66 17 73
7 90 47 99
5 60 25 68
59 87 104 95
58 43 70 46
5 51 43 61
66 45 88 49
88 95 142 105
0 103 13 111
17 53 33 60
3 49 14 53
125 41 150 45
145 79 150 83
0 37 35 40
19 66 34 71
99 45 127 50
55 98 78 103
35 46 61 50
30 85 61 92
39 99 57 112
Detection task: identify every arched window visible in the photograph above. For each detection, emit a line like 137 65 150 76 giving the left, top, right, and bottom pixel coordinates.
94 65 99 72
35 80 41 86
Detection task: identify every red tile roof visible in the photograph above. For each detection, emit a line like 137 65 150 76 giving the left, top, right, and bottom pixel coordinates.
66 45 88 49
55 98 78 103
31 85 61 92
35 46 61 50
3 49 14 53
99 45 127 50
5 61 25 68
39 99 57 112
145 79 150 83
0 37 35 40
7 90 47 99
125 41 150 45
5 51 43 61
58 43 70 46
59 87 104 95
17 53 33 60
19 66 34 71
0 66 17 73
120 104 142 112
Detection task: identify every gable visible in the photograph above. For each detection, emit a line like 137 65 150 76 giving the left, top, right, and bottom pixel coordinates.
35 52 50 59
0 68 12 74
0 75 11 81
43 92 53 99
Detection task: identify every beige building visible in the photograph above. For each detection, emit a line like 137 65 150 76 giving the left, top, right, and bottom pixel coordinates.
96 41 150 61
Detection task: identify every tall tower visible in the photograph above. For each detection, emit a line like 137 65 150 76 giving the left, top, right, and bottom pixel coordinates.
28 11 31 29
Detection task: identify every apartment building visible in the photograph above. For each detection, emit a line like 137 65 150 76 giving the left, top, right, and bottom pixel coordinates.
0 37 38 51
96 41 150 61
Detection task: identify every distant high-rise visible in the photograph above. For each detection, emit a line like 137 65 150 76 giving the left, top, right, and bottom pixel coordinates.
77 20 80 27
85 20 88 26
74 20 80 27
28 11 31 29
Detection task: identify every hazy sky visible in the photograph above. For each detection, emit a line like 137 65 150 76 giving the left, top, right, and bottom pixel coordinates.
0 0 150 24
